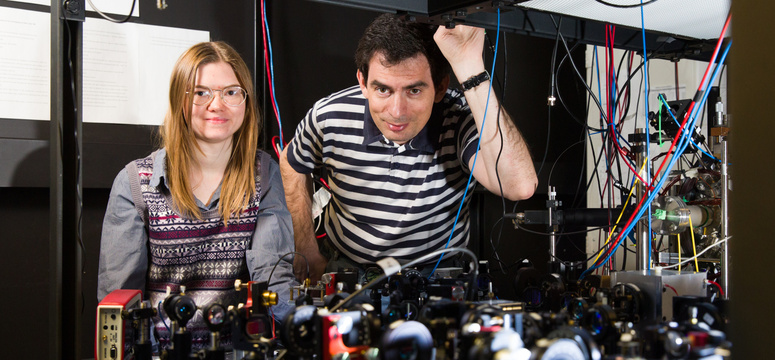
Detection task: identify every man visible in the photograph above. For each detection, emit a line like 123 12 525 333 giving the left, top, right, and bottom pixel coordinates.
280 14 537 281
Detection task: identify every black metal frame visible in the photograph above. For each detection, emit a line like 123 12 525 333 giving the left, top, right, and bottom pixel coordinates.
310 0 724 62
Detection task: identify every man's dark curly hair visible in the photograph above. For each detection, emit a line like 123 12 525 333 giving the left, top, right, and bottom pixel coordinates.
355 14 450 89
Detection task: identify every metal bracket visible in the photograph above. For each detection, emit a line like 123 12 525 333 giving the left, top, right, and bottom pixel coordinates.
63 0 86 22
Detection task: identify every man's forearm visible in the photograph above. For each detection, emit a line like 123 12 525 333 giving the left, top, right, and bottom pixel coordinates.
279 147 328 281
280 148 317 255
464 86 538 201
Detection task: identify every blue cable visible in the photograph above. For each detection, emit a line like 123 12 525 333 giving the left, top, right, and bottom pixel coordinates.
595 46 602 126
263 0 284 149
657 94 719 161
609 50 617 123
581 41 731 279
429 9 501 278
594 46 614 179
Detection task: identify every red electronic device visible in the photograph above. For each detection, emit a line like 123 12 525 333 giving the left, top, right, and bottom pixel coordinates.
95 289 142 360
320 311 371 360
322 273 337 296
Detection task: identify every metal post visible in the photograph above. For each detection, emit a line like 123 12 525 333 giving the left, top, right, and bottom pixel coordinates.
50 3 64 357
634 128 650 270
720 136 729 298
51 1 83 358
548 185 557 259
713 100 729 299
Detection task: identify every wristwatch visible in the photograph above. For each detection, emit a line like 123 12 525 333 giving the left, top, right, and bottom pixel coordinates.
460 71 490 91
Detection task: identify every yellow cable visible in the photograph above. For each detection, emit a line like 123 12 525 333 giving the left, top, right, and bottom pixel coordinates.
677 233 681 272
689 216 699 272
591 161 645 266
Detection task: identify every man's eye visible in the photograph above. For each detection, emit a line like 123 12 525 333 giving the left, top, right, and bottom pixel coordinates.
376 87 389 94
409 89 421 95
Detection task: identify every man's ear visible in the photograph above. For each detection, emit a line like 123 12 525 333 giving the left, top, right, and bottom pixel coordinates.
357 70 367 93
434 75 451 102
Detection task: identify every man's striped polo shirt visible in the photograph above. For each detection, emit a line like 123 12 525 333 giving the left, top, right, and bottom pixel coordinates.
286 85 480 265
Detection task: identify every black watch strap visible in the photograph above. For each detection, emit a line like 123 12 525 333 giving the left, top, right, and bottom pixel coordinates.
460 71 490 91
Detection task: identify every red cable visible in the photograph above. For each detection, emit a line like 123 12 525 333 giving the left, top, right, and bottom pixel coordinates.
319 177 330 189
649 13 730 187
664 284 679 295
616 52 634 126
605 25 611 120
595 25 642 266
706 280 725 297
697 13 732 92
260 0 284 145
603 25 653 189
612 130 653 189
271 135 281 158
600 25 612 207
610 25 617 122
271 309 276 339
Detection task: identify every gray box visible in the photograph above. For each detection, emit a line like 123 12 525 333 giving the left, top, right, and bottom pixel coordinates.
610 270 707 322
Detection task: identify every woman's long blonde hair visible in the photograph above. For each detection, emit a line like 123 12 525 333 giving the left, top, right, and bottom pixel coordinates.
160 41 260 221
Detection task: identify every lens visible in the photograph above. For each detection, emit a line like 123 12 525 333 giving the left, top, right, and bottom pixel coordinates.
282 305 318 357
381 321 433 360
191 88 212 106
589 310 604 336
665 330 689 357
173 296 196 323
206 304 226 325
570 299 587 321
540 338 586 360
384 307 401 324
522 287 542 307
222 86 247 106
336 314 355 334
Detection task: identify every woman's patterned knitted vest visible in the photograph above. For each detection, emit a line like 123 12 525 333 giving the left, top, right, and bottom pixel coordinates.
133 153 261 349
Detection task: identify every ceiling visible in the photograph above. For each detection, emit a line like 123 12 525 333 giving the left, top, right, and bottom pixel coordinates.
518 0 731 41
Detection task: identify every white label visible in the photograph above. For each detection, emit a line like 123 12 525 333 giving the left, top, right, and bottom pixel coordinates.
376 257 402 276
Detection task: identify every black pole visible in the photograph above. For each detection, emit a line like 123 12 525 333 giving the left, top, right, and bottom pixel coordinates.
51 0 83 358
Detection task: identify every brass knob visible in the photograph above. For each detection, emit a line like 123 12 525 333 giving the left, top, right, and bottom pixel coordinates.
262 291 278 306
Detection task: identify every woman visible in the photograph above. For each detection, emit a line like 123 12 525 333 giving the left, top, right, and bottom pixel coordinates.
97 41 296 350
